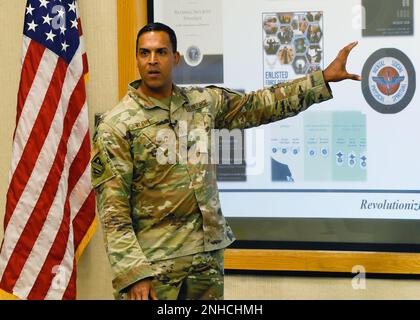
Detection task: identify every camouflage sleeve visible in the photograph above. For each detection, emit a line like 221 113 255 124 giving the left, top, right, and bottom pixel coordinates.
208 70 333 130
91 121 154 295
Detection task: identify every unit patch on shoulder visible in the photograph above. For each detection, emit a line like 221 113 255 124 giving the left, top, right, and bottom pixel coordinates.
90 147 117 188
92 153 105 178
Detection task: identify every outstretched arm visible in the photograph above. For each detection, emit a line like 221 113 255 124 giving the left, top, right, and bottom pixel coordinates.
209 42 360 130
209 71 332 130
323 41 362 83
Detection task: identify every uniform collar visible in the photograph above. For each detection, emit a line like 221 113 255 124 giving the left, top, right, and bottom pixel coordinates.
128 80 189 112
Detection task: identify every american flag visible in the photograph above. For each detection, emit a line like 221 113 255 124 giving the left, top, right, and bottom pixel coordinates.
0 0 96 300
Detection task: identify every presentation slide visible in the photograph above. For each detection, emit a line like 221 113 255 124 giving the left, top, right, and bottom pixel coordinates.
153 0 419 220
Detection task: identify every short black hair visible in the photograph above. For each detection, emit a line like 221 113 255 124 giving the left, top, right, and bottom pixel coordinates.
136 22 178 55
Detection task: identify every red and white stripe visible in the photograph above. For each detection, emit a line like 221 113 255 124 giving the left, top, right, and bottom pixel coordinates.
0 6 95 300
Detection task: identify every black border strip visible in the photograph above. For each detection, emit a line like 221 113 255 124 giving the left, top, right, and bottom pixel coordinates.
220 189 420 193
225 269 420 280
229 240 420 253
147 0 154 23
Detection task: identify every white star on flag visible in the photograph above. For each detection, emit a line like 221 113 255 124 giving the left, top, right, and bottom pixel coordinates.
42 14 53 25
61 41 69 52
57 8 65 19
60 25 67 35
71 18 78 29
26 4 35 15
39 0 50 9
45 30 56 42
27 20 38 32
68 2 77 13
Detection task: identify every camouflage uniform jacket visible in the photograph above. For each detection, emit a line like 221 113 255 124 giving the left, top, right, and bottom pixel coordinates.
91 70 332 294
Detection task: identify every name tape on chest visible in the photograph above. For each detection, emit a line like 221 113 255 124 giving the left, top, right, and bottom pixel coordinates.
185 100 209 112
129 119 159 131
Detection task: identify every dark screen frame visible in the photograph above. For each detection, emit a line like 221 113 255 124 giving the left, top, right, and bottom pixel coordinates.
146 0 420 256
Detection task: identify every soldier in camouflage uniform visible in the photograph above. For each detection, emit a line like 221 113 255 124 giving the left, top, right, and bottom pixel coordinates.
91 23 361 300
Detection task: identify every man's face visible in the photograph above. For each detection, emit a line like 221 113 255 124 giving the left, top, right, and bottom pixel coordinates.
136 31 180 94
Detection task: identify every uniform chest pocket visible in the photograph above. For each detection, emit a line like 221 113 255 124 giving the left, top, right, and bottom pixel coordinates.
129 121 163 161
190 105 214 132
129 121 176 185
133 132 177 188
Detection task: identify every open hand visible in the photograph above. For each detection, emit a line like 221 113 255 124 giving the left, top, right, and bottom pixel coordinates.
323 42 362 83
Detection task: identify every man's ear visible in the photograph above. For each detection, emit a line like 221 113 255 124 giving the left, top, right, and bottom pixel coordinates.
174 51 180 66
